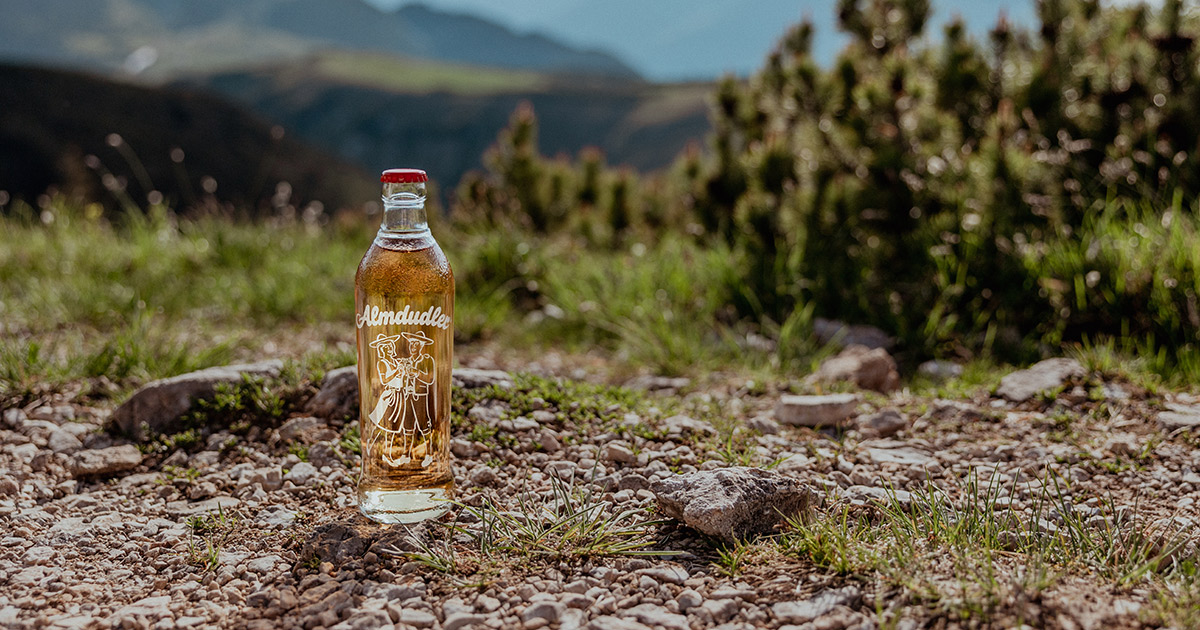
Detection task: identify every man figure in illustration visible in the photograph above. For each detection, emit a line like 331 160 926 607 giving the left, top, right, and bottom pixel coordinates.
367 331 437 467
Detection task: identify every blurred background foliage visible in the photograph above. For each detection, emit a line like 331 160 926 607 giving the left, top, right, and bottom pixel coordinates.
451 0 1200 367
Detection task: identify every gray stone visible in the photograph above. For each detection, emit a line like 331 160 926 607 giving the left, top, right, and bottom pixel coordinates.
305 366 358 420
332 610 394 630
809 345 900 393
110 360 283 438
662 414 717 437
772 587 861 623
284 462 318 486
636 566 688 585
587 617 652 630
775 453 814 474
257 508 297 526
443 612 486 630
279 416 325 442
700 599 738 623
622 604 689 630
453 368 514 389
652 467 815 541
864 446 934 467
676 590 703 611
625 375 691 392
521 602 565 625
48 429 83 453
603 443 637 465
858 410 907 438
844 485 913 508
111 595 173 621
1158 403 1200 432
70 445 142 477
918 360 964 381
246 554 282 574
165 496 241 517
747 415 781 435
775 394 861 427
996 358 1085 402
398 608 437 628
813 318 893 350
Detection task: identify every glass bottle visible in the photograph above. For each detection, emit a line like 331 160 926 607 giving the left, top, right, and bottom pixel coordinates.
355 168 454 523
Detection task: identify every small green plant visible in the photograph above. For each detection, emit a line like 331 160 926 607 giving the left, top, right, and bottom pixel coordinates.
288 442 310 462
713 540 753 578
339 423 361 456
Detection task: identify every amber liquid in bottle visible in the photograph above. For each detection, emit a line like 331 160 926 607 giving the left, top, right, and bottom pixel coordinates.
355 175 454 523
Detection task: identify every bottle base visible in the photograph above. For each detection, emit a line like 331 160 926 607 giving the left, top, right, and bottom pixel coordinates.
358 487 452 524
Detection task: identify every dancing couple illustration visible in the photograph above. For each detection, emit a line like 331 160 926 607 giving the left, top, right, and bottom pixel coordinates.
366 330 436 467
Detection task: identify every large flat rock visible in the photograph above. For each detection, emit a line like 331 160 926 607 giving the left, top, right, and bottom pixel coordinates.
996 358 1085 402
110 360 284 439
775 393 862 427
652 467 815 541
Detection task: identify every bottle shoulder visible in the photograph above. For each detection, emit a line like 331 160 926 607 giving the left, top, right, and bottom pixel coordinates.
356 235 454 295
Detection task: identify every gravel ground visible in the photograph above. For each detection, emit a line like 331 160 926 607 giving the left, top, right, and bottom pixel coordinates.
2 351 1199 630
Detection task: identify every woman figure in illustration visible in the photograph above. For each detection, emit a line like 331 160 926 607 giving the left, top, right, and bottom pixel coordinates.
367 331 436 467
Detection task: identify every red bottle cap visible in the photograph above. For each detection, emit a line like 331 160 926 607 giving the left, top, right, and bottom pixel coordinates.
381 169 428 183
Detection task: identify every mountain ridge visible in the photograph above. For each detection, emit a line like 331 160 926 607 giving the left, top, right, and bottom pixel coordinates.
0 0 639 80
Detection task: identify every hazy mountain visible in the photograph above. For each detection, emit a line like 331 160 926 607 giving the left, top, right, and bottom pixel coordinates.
0 0 638 80
0 63 375 211
374 0 1040 81
185 52 711 192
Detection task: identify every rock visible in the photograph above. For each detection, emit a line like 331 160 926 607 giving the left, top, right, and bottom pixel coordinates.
676 590 703 612
246 554 282 574
443 613 485 630
864 446 934 467
626 375 691 392
397 608 437 628
652 467 815 541
112 595 173 622
844 485 913 508
521 602 565 625
772 587 861 624
284 462 318 486
305 366 359 420
858 410 907 438
622 604 689 630
775 453 814 474
813 318 893 350
452 368 514 389
918 360 964 381
636 566 688 585
809 345 900 393
70 445 143 477
747 415 781 435
662 415 717 437
279 416 325 442
602 443 637 465
700 599 738 623
587 617 652 630
333 610 394 630
110 360 284 438
48 428 83 453
165 496 241 517
775 394 861 427
996 358 1085 402
257 508 297 526
538 428 561 453
1158 403 1200 432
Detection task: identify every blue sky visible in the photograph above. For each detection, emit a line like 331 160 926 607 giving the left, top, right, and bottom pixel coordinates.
367 0 1039 81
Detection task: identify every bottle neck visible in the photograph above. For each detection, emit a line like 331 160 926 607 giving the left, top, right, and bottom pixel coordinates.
381 200 428 233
